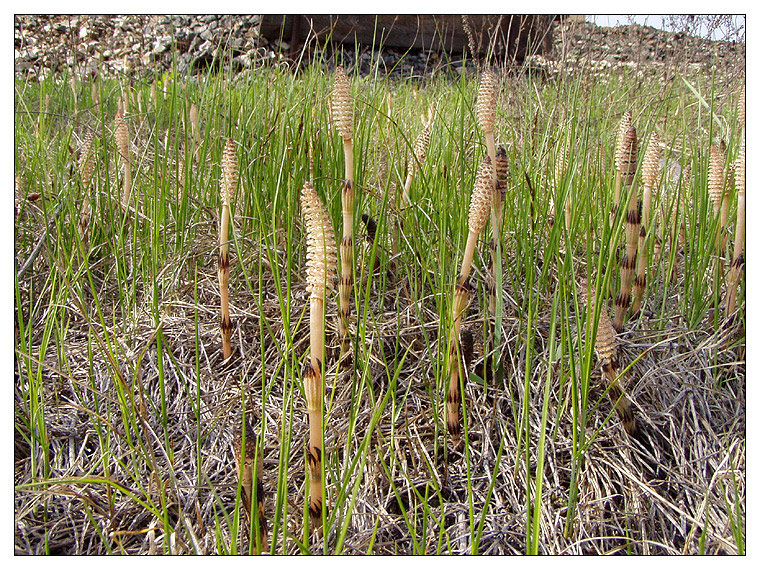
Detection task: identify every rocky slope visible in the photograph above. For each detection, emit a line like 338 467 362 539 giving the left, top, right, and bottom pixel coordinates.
14 15 745 80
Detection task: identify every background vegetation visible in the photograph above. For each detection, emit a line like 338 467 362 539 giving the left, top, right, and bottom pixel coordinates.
14 22 744 554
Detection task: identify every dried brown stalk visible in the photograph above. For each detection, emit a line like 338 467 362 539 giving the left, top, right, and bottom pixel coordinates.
333 66 355 353
613 124 638 331
447 158 493 449
581 279 637 436
631 131 662 316
219 137 237 361
301 182 338 530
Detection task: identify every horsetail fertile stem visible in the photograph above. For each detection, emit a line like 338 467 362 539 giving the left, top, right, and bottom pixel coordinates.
611 111 633 228
114 103 132 208
581 279 637 436
333 66 354 353
447 158 493 449
486 146 509 315
218 137 237 360
401 104 434 208
301 182 338 531
477 71 501 316
613 123 638 331
725 136 745 320
234 422 267 553
708 143 728 255
631 131 662 316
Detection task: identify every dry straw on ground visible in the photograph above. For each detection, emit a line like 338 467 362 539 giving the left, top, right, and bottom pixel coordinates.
13 20 744 556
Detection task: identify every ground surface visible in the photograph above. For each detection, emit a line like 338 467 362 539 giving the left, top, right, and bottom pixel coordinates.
14 15 745 555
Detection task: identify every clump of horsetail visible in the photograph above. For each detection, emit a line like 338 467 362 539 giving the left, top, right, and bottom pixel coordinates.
611 110 633 227
708 143 728 255
580 278 637 436
301 182 338 530
613 123 638 331
114 103 132 208
631 131 662 317
234 421 267 553
332 66 355 353
77 130 96 246
725 137 745 320
218 137 237 361
447 158 493 449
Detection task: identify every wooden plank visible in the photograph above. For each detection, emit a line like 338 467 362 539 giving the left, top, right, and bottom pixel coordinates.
261 15 554 60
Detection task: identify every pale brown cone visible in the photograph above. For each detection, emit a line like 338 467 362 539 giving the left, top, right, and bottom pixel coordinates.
642 131 662 188
708 144 726 211
468 158 494 234
221 137 238 206
477 70 498 135
302 183 338 298
332 66 353 140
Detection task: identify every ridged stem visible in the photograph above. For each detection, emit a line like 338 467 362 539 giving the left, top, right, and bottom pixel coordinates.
306 295 325 529
447 279 469 448
219 203 233 360
338 150 354 352
631 182 653 316
236 428 267 553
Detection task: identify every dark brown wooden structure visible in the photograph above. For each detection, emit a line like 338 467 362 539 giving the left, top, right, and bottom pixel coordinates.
261 15 556 63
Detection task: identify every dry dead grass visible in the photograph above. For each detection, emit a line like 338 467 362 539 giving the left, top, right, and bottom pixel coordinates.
14 222 745 553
